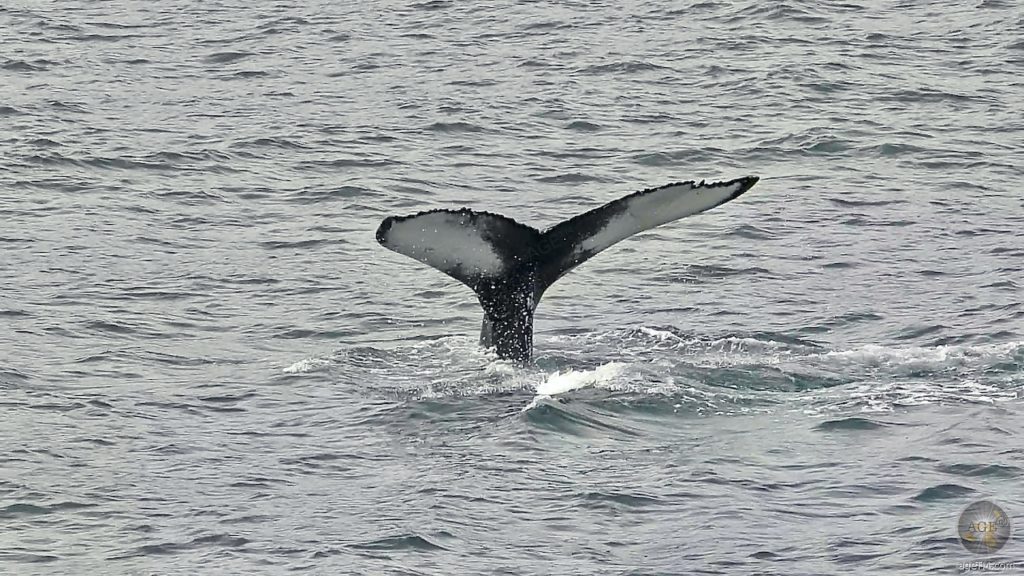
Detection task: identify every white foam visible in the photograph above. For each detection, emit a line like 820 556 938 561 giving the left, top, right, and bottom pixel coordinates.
523 362 626 410
537 362 625 395
819 341 1024 371
791 341 1024 415
282 357 332 374
637 326 680 341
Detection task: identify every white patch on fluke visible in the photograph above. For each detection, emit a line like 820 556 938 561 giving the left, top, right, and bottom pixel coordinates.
382 211 506 276
578 180 746 255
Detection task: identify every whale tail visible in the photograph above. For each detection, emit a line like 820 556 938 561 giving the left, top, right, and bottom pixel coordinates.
376 176 759 361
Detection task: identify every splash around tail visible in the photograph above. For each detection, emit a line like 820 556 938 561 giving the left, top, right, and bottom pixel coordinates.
376 176 759 361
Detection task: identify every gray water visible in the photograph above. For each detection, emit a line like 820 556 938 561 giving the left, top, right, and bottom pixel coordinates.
2 1 1023 574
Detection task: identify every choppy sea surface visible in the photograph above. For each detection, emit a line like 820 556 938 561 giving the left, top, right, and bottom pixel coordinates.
2 1 1023 574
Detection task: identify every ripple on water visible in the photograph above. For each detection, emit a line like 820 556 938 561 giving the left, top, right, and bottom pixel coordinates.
577 490 664 510
203 51 253 64
424 121 489 133
565 120 603 132
0 503 52 519
2 60 52 72
912 484 976 502
351 533 451 552
814 417 891 431
115 534 251 559
936 463 1021 479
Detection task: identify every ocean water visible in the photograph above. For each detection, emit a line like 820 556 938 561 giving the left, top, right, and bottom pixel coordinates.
2 0 1023 574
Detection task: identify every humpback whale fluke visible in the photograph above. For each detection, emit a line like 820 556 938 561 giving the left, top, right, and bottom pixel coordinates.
376 176 759 361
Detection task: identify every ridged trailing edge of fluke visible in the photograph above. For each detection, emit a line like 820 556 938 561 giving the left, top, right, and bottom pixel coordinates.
376 176 759 362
